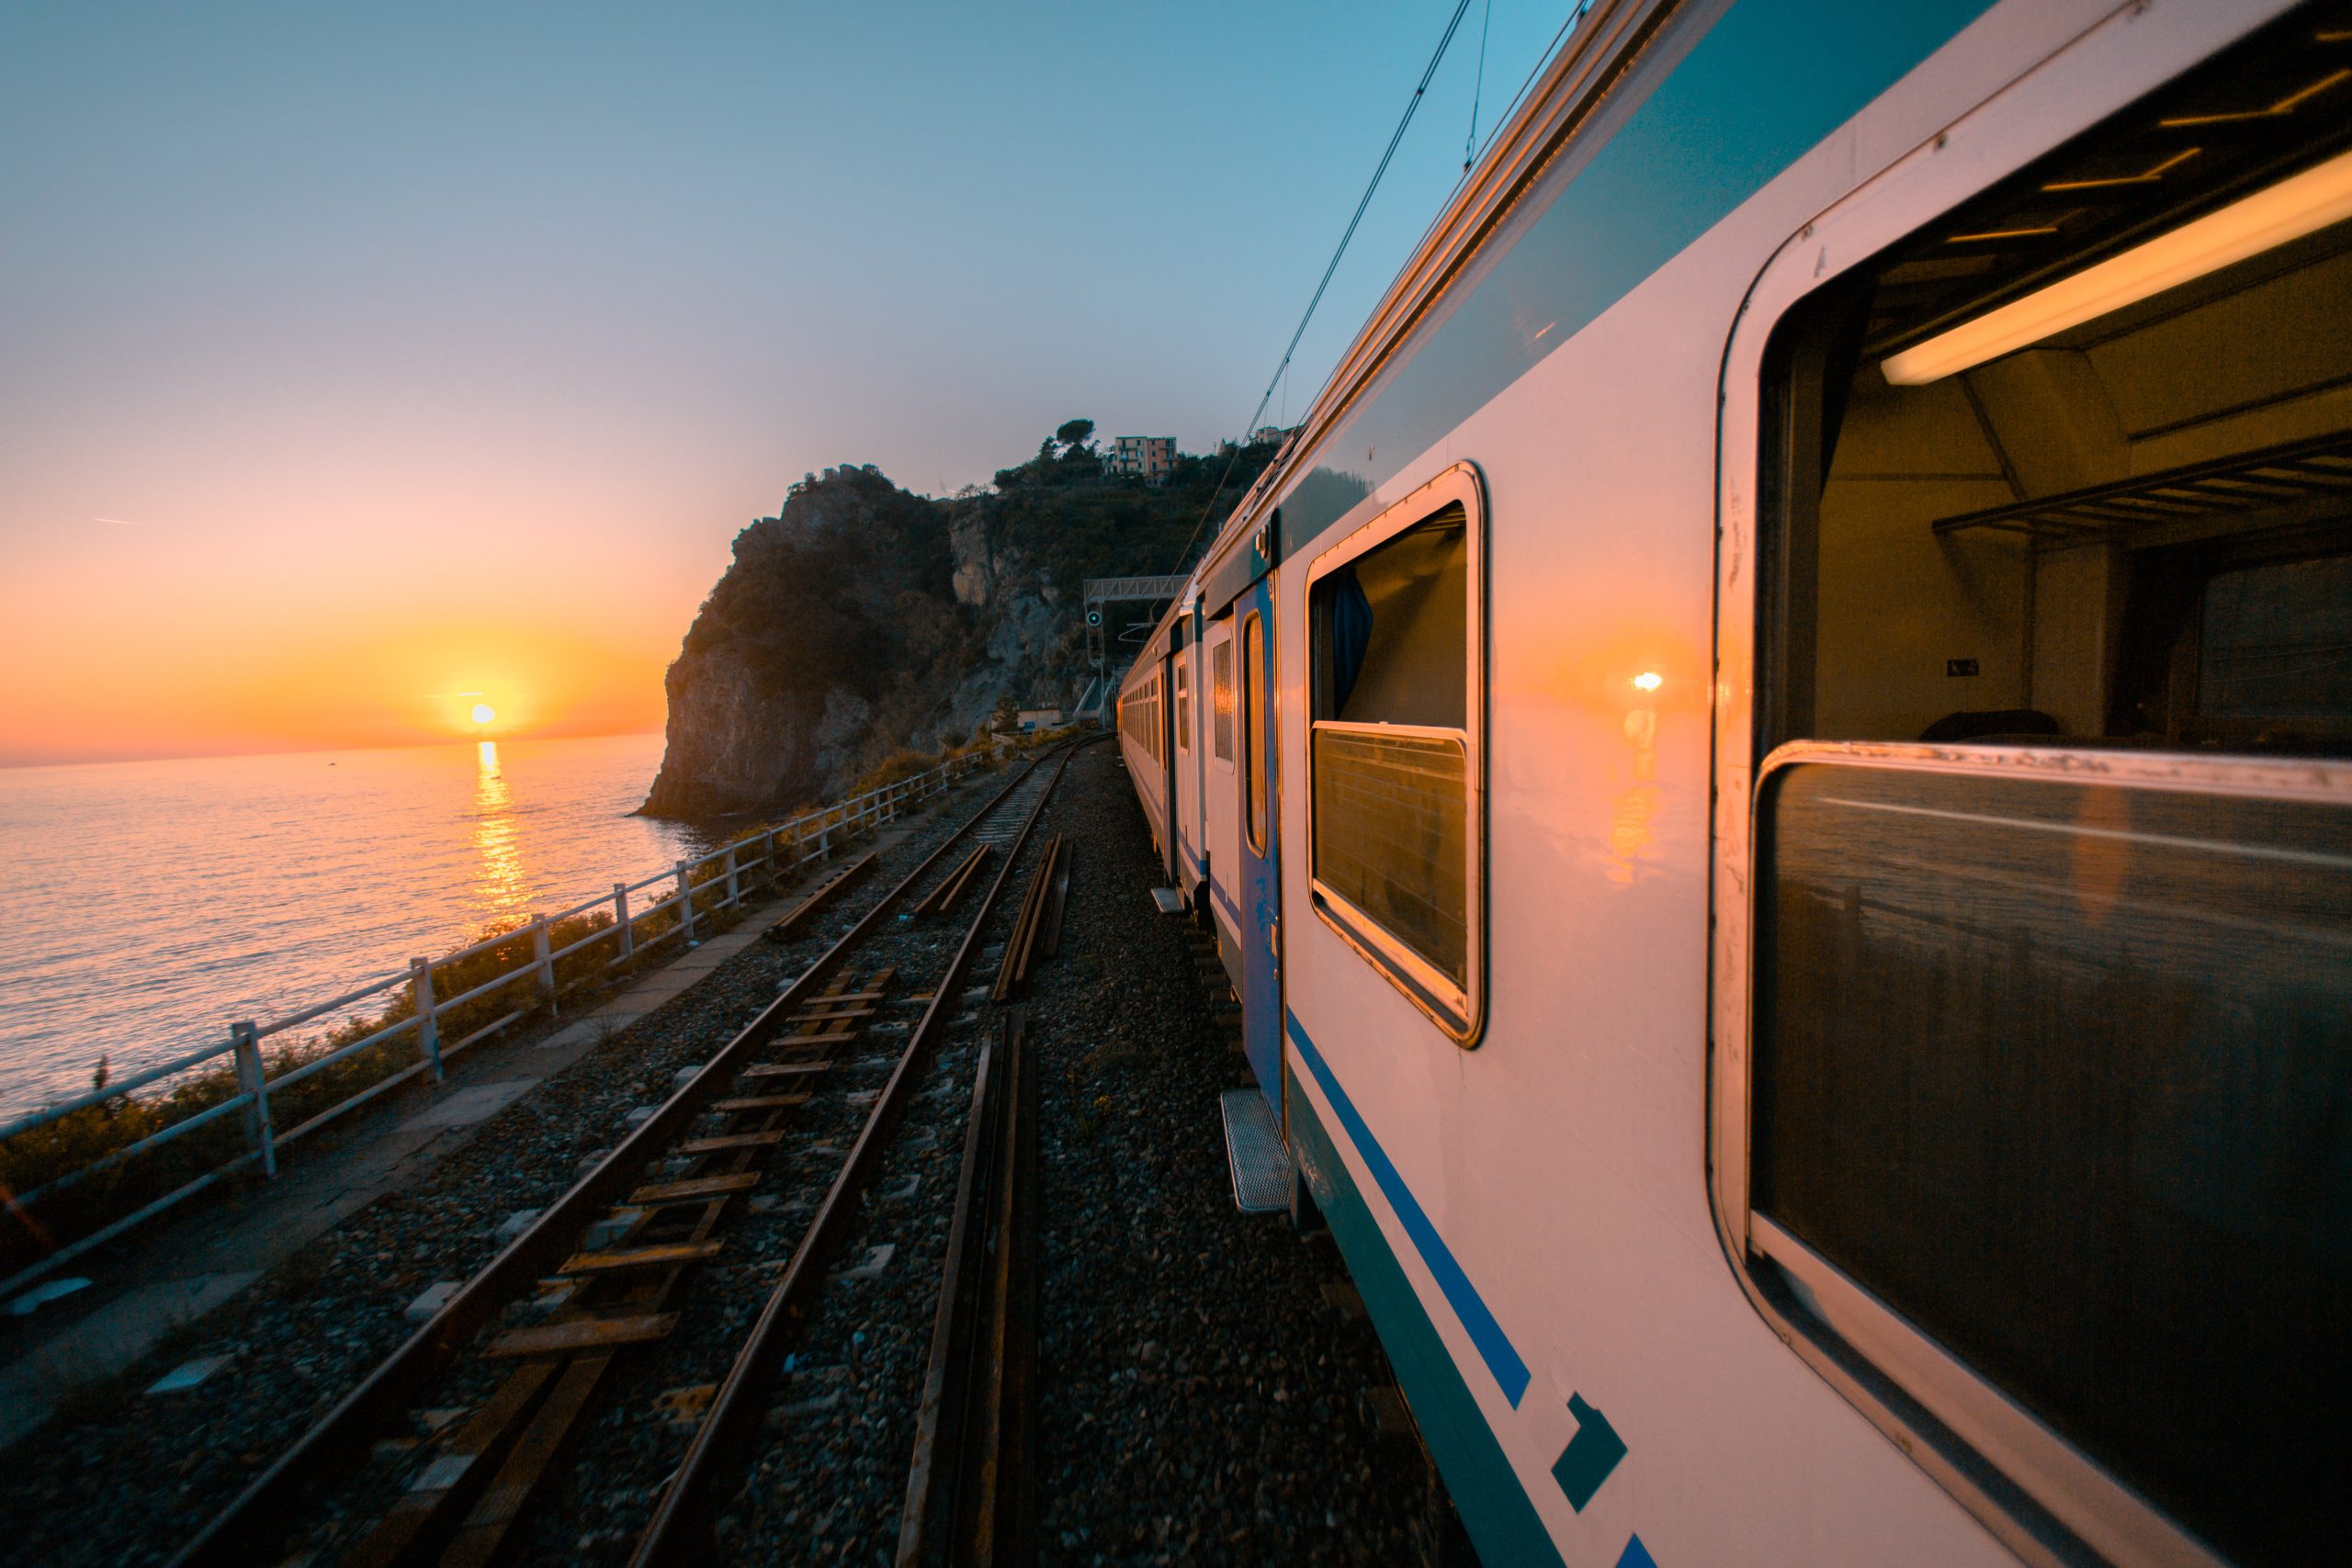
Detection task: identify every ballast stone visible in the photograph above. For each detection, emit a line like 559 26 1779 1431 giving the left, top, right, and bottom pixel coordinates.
405 1280 462 1324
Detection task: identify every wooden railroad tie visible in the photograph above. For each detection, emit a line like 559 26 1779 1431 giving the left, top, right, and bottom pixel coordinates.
559 1239 724 1277
787 1004 877 1025
712 1093 811 1114
765 853 876 942
631 1172 760 1205
740 1060 830 1081
677 1129 789 1154
771 1025 860 1048
486 1313 680 1359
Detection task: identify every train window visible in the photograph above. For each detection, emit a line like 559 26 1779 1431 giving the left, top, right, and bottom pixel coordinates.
1304 464 1483 1040
1242 614 1266 854
1741 16 2352 1567
1211 636 1236 763
1175 654 1190 753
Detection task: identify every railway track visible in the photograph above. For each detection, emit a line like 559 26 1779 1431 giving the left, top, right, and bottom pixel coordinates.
166 742 1085 1568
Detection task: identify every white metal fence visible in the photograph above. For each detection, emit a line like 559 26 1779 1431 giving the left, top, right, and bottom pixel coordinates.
0 747 1001 1300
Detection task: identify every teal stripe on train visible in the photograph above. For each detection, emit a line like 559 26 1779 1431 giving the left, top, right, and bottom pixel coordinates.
1286 1067 1569 1567
1274 0 1998 558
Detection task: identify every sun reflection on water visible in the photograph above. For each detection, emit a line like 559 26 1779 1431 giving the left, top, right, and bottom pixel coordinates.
473 740 530 919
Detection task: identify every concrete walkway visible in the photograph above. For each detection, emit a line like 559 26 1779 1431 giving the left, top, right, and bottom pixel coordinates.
0 818 933 1451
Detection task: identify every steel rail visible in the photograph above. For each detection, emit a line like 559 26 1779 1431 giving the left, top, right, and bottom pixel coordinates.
898 1006 1037 1568
628 740 1085 1567
165 754 1046 1568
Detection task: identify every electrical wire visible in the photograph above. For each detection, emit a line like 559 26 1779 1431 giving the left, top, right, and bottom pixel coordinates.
1464 0 1493 171
1166 0 1478 574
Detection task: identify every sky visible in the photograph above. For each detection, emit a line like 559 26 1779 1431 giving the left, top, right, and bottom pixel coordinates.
0 1 1578 766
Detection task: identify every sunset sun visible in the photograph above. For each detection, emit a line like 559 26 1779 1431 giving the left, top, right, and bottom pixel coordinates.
469 703 496 726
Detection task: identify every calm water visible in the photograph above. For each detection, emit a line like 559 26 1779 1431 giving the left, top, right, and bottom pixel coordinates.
0 733 715 1119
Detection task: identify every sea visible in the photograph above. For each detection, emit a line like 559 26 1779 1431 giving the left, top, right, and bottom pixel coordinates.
0 732 721 1120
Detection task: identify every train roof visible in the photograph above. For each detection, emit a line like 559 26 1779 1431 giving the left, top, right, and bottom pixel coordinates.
1121 0 1669 697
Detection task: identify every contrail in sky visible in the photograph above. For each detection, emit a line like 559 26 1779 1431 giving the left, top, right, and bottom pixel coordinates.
91 516 139 526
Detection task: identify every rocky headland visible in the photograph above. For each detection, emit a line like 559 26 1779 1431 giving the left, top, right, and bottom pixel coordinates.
641 425 1275 818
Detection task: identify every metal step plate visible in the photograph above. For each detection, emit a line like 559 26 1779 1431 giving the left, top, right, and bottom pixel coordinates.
1219 1089 1290 1214
1149 886 1185 914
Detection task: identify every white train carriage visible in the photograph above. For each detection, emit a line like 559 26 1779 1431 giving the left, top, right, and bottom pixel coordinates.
1120 3 2352 1565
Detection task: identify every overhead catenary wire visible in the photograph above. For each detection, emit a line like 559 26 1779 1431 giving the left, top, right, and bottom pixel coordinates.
1465 0 1494 171
1165 2 1600 580
1165 0 1478 575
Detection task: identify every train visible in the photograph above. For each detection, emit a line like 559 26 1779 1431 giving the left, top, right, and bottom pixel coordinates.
1116 3 2350 1565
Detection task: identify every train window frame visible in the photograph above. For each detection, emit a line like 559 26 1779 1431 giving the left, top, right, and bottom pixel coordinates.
1175 650 1191 754
1210 628 1237 768
1711 13 2352 1568
1301 462 1487 1044
1242 611 1267 855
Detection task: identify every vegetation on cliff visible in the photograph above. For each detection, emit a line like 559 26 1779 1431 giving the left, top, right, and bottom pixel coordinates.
642 424 1276 818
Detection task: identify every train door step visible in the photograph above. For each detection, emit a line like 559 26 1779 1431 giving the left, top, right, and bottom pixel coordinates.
1150 887 1185 914
1218 1089 1289 1214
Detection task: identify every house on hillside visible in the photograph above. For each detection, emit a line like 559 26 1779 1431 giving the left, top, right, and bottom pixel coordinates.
1104 435 1175 485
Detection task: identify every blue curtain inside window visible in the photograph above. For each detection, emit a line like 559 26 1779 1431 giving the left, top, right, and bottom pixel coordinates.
1330 564 1373 714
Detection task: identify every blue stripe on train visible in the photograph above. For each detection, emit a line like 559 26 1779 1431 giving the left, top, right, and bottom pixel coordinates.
1285 1062 1567 1567
1288 1023 1655 1567
1288 1010 1531 1404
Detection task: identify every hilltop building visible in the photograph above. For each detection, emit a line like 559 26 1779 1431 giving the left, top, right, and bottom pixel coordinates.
1105 435 1175 485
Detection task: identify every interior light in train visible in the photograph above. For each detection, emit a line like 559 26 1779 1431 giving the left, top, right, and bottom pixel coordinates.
1881 145 2352 385
1632 671 1663 692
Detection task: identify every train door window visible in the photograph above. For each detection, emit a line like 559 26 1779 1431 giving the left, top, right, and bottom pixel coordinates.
1148 671 1162 765
1738 17 2352 1567
1212 633 1237 764
1175 654 1190 753
1304 464 1482 1040
1242 612 1267 854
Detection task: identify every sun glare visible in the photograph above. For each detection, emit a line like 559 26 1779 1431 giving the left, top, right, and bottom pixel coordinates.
470 703 496 725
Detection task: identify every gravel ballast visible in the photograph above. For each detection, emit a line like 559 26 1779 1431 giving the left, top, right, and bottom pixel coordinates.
0 744 1451 1566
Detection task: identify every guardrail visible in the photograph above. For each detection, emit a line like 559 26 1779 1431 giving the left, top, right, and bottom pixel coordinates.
0 746 1005 1302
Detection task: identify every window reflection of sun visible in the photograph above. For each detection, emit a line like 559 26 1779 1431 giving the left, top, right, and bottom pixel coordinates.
473 740 530 919
1607 693 1661 886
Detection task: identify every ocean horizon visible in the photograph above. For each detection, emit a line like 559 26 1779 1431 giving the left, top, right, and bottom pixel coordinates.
0 731 721 1119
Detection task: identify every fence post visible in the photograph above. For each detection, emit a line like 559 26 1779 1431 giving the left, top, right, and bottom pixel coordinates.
411 957 444 1082
723 844 740 908
675 860 697 943
763 829 780 889
614 883 634 964
818 820 831 862
230 1021 277 1178
531 914 557 1013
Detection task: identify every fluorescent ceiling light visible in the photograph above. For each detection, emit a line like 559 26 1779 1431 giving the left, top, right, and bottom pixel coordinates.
1883 145 2352 385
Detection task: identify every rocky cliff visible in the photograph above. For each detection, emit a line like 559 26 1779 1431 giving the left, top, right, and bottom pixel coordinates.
641 429 1275 818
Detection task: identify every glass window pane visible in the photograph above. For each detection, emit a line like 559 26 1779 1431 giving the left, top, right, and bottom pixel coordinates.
2200 552 2352 721
1213 642 1236 760
1755 761 2352 1568
1244 617 1264 850
1312 728 1468 988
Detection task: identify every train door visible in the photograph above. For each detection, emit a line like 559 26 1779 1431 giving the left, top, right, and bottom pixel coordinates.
1204 615 1241 984
1170 640 1198 897
1236 581 1283 1118
1158 649 1179 885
